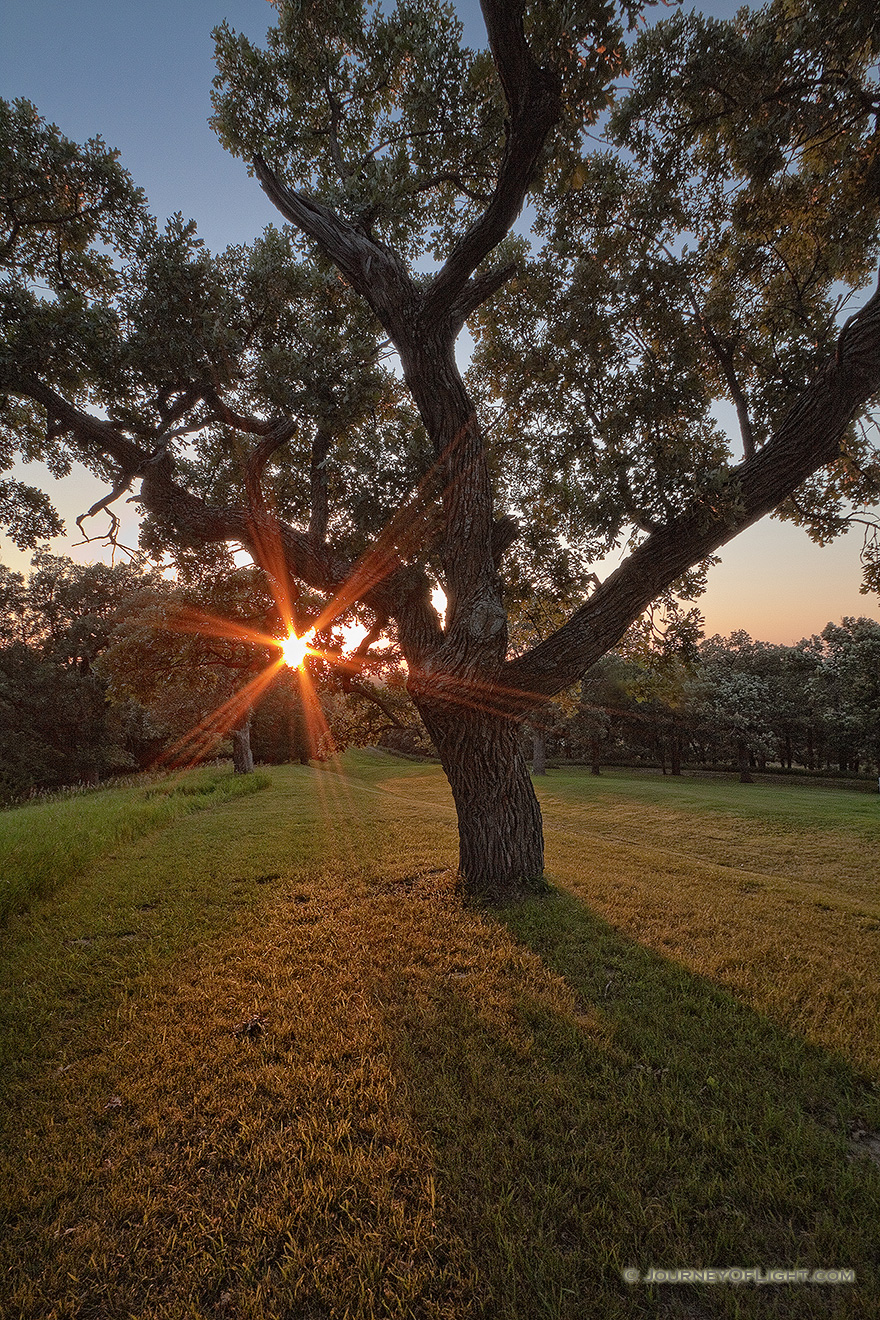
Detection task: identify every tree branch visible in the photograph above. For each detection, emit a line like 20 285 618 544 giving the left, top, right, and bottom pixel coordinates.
710 335 757 460
308 428 332 542
203 384 276 436
252 155 417 335
491 512 520 567
244 418 298 515
343 676 405 728
352 613 388 659
448 263 517 335
6 373 445 667
420 1 560 326
75 467 134 545
501 270 880 706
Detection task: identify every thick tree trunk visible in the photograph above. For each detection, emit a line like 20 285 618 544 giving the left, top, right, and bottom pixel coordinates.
231 713 254 775
288 706 310 765
590 738 602 776
416 702 545 903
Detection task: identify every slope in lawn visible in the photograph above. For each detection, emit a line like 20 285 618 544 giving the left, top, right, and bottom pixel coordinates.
0 753 877 1319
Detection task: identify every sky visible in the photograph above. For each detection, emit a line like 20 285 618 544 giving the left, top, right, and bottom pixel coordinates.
1 0 877 645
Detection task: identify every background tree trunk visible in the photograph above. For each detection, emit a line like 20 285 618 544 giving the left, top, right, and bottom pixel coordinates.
232 713 254 775
670 725 682 777
532 727 546 776
590 738 602 775
416 702 545 903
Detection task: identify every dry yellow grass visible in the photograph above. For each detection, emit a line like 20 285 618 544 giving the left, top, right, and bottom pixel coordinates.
1 753 878 1319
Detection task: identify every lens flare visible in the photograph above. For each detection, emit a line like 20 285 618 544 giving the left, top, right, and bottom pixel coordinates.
280 629 314 669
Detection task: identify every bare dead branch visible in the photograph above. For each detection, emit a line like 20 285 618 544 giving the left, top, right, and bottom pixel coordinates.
75 467 135 544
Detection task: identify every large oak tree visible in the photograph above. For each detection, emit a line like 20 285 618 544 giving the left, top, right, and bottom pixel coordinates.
1 0 879 899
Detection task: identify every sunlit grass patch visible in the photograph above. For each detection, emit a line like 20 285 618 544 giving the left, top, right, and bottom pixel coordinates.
530 770 880 1077
0 755 878 1318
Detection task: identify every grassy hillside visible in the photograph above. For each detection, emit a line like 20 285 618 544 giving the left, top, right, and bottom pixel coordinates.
1 752 877 1319
0 765 272 923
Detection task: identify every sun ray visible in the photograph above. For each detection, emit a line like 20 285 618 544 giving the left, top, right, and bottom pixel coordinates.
296 658 334 759
163 603 279 650
147 418 539 780
156 658 285 770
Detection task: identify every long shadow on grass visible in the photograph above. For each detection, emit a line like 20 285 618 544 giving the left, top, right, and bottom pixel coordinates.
386 887 880 1320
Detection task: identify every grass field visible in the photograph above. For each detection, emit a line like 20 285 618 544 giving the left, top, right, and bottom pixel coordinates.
1 752 878 1319
0 766 272 924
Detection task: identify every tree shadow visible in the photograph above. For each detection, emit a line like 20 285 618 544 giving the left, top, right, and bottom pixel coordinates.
381 886 880 1320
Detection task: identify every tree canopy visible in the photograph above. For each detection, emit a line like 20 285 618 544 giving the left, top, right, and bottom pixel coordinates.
1 0 879 897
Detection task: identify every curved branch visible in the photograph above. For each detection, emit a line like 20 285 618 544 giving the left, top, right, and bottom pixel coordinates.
252 156 417 336
420 1 560 326
75 467 134 544
244 418 298 514
501 271 880 706
343 676 405 729
448 263 517 335
5 373 445 667
202 384 276 436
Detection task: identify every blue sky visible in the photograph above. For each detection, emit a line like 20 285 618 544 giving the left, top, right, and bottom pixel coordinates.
1 0 876 642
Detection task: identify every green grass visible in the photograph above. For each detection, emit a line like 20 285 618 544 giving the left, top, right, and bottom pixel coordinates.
1 752 878 1319
0 765 271 923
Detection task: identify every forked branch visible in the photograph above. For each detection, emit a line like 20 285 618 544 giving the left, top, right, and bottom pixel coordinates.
421 0 560 325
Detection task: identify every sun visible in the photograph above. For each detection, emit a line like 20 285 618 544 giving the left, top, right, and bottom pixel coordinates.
279 629 314 669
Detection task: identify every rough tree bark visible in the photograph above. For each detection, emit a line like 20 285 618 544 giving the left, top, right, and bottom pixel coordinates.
416 699 545 902
231 711 254 775
21 265 880 901
13 207 880 905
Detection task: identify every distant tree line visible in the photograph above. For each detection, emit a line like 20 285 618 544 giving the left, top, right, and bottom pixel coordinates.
2 549 878 803
531 620 880 782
